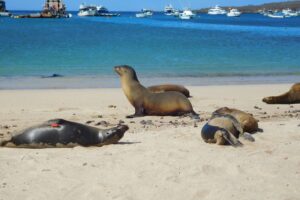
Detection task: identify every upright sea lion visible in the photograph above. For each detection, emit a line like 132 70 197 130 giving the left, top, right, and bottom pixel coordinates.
114 65 199 119
213 107 259 133
263 83 300 104
201 114 255 147
147 84 191 98
0 119 129 148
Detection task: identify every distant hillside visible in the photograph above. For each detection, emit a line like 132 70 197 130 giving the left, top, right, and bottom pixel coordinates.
195 0 300 13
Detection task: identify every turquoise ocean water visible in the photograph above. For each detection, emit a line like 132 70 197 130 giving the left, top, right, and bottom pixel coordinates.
0 11 299 88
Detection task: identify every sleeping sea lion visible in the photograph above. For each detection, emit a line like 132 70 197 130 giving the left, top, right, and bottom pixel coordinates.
114 65 199 119
213 107 259 133
201 114 255 147
147 84 191 98
0 119 129 148
263 83 300 104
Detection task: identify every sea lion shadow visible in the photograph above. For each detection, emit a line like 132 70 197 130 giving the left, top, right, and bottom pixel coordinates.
117 141 141 145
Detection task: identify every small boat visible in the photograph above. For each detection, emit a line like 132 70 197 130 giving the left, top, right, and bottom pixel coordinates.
78 3 119 17
179 12 191 20
227 8 241 17
136 9 153 18
182 8 196 18
208 5 227 15
136 13 147 18
164 4 175 15
267 12 285 18
282 8 298 17
141 9 153 16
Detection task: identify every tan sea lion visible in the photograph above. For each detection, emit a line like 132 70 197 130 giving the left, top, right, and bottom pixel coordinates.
114 65 199 119
201 114 255 147
263 83 300 104
147 84 191 98
213 107 259 133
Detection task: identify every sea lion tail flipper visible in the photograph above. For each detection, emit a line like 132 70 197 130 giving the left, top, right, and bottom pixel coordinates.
222 130 243 147
240 132 255 142
187 111 200 122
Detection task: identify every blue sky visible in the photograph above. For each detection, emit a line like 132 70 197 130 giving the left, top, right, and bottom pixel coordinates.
6 0 286 11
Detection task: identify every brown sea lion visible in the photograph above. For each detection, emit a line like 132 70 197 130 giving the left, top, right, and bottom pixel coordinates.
201 114 255 147
114 65 199 119
147 84 191 98
213 107 259 133
263 83 300 104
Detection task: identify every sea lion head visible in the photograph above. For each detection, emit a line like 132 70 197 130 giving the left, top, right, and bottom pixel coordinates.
101 125 129 145
114 65 138 81
262 96 274 104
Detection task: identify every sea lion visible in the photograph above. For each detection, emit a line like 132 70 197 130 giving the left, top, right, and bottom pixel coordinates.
147 84 191 98
263 83 300 104
0 119 129 148
114 65 199 119
213 107 259 133
201 114 255 147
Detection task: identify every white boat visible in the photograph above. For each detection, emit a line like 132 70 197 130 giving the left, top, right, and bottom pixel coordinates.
0 0 10 17
78 3 109 17
136 13 147 18
182 8 196 18
179 12 191 20
227 8 241 17
267 12 285 18
164 4 175 15
208 5 227 15
282 8 298 17
141 9 153 16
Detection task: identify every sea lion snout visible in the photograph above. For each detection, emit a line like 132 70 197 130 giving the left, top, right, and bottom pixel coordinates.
102 125 129 144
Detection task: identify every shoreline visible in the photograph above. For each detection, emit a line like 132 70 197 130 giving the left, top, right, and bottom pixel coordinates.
0 75 299 89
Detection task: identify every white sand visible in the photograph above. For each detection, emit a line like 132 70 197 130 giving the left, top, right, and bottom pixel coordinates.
0 84 299 200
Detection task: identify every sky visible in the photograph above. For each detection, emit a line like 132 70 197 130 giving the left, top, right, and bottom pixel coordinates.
5 0 287 11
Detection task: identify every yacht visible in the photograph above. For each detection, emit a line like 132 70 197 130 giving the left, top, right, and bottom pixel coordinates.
182 8 196 18
208 5 227 15
179 12 191 20
78 4 118 17
136 9 153 18
164 4 175 15
227 8 241 17
282 8 298 17
141 9 153 16
0 0 11 17
267 11 285 18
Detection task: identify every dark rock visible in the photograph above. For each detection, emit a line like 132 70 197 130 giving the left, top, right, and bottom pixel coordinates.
41 74 64 78
85 120 94 124
95 121 109 127
254 106 262 110
108 105 116 108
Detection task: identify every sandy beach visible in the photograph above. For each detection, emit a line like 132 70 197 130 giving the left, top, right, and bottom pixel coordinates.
0 84 299 200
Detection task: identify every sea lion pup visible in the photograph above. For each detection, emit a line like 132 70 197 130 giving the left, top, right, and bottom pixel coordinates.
263 83 300 104
201 114 255 147
147 84 191 98
213 107 259 133
0 119 129 148
114 65 199 119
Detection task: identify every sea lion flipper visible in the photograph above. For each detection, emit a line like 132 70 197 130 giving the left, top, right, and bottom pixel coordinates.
240 132 255 142
126 107 145 118
221 130 243 147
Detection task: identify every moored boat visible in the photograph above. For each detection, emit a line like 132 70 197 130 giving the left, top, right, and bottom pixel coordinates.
208 5 227 15
0 0 11 17
227 8 241 17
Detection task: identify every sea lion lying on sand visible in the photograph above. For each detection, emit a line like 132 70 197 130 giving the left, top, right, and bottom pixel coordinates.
213 107 259 133
263 83 300 104
201 114 255 147
114 65 199 119
0 119 128 148
148 84 191 98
